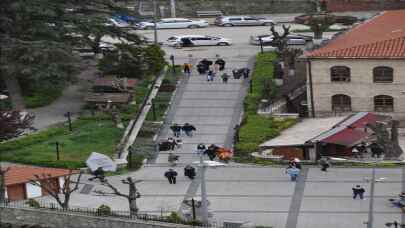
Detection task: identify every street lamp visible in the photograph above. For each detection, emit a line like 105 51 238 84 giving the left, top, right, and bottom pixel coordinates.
153 0 158 45
193 156 226 224
64 112 72 131
170 55 175 75
259 37 264 54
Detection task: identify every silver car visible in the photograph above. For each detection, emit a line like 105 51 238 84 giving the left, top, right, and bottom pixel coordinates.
167 35 232 47
250 34 313 46
215 16 274 27
137 18 209 30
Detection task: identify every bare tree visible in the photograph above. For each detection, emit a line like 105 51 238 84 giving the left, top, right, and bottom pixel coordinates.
303 14 336 40
29 171 83 209
95 177 141 217
0 166 10 203
367 121 403 160
270 24 291 53
0 111 34 141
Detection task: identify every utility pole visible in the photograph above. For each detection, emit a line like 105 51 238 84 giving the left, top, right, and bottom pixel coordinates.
153 0 158 45
170 0 176 17
199 154 209 224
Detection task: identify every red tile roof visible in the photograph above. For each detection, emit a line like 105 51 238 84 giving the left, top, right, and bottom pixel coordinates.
3 166 75 186
306 10 405 58
309 112 387 146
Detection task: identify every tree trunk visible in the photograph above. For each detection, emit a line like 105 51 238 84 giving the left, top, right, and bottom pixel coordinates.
1 75 25 110
0 47 25 110
129 198 138 217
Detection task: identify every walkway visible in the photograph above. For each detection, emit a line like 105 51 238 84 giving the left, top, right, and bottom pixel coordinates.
154 56 250 165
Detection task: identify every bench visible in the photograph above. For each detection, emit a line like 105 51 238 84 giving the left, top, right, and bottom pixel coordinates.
196 10 223 17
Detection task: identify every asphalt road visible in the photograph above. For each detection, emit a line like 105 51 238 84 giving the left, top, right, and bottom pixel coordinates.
136 24 338 61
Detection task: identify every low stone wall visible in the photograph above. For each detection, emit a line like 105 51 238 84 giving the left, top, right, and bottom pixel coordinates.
0 207 191 228
137 0 315 17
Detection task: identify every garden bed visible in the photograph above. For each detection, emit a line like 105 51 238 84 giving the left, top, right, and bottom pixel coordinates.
234 52 296 161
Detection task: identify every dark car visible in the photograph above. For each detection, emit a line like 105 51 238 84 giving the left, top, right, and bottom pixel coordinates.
294 14 358 25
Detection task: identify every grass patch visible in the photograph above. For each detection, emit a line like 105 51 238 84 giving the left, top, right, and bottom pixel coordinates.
23 88 63 108
0 117 125 169
235 52 296 160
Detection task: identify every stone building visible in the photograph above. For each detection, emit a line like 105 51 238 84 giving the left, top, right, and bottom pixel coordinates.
305 10 405 119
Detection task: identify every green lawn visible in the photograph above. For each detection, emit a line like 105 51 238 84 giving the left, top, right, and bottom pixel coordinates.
0 118 125 168
235 52 296 158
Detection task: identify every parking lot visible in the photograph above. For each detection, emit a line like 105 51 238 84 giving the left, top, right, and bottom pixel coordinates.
136 24 337 62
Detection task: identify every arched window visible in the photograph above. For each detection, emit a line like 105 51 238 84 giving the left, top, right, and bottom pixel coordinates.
330 66 350 82
374 95 394 112
373 66 393 83
332 94 351 111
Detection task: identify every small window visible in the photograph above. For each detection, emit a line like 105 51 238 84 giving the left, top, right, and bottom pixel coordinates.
332 94 351 112
374 95 394 112
229 18 242 21
373 66 393 83
244 17 257 21
330 66 350 82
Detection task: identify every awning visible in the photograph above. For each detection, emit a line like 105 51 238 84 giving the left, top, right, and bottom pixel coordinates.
308 112 389 147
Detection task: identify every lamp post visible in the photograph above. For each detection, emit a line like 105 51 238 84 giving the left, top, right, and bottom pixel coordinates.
153 0 158 45
55 142 60 161
259 37 264 54
170 55 175 75
64 112 72 131
193 156 226 225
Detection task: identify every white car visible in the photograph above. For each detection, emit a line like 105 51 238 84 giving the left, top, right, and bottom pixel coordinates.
137 18 209 30
167 35 232 47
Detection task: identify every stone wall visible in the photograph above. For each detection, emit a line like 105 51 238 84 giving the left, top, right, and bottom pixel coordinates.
307 58 405 119
137 0 315 17
0 207 191 228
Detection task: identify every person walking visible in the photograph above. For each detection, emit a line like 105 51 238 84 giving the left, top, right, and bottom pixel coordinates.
167 137 177 150
197 143 206 155
184 165 196 179
286 166 300 182
168 152 179 166
182 123 196 137
352 146 360 159
215 58 226 71
207 70 214 82
319 157 331 172
170 123 182 137
205 144 218 161
221 73 229 83
164 169 178 184
183 63 192 77
352 185 365 199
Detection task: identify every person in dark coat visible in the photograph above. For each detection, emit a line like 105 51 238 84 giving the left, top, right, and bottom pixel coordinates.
184 165 196 179
221 73 229 83
215 58 226 71
197 143 206 155
164 169 178 184
182 123 196 137
167 137 177 150
181 37 193 47
205 144 218 161
352 185 365 199
170 123 182 137
242 68 250 79
319 157 331 172
88 167 106 182
200 58 213 67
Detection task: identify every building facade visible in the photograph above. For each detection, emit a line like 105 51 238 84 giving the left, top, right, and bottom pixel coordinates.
305 10 405 118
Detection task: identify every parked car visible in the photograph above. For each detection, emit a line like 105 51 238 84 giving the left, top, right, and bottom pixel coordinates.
215 16 274 27
137 18 209 30
167 35 232 47
107 18 131 28
294 14 358 25
250 34 313 46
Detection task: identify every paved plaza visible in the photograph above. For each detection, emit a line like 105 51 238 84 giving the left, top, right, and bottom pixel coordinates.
38 26 403 227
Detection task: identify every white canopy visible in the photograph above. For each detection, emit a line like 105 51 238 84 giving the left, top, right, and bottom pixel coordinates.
86 152 117 172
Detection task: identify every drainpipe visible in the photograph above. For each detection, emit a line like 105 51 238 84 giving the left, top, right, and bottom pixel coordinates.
307 59 316 118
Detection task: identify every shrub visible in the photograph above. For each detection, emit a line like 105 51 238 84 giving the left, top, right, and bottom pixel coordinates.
97 204 112 216
25 199 41 208
166 212 182 223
